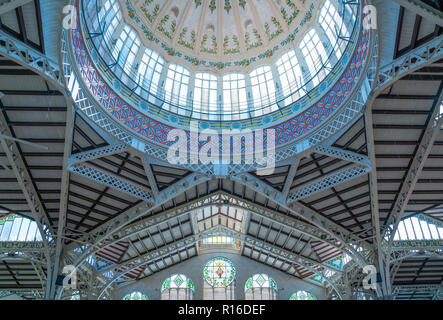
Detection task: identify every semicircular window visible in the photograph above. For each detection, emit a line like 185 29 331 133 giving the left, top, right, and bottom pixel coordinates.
244 274 278 300
122 292 149 300
290 291 317 300
203 257 236 300
161 274 195 300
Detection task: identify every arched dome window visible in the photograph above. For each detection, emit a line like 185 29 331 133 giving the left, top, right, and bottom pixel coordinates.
161 274 195 300
290 291 317 300
244 274 278 300
318 0 350 60
112 26 140 76
194 73 218 120
136 48 164 100
299 29 331 87
276 51 305 106
85 0 122 57
164 64 191 115
222 74 248 121
249 66 278 117
122 292 149 300
203 257 236 300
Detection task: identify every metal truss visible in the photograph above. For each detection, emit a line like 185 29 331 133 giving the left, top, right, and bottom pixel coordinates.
49 103 76 299
0 30 63 87
0 112 54 247
96 229 209 299
69 143 129 165
392 284 442 300
231 173 371 267
391 0 443 28
232 173 285 203
287 164 371 203
242 234 343 299
64 175 212 290
365 106 389 298
312 144 371 166
97 225 344 299
384 84 443 245
375 36 443 94
218 192 347 253
68 162 155 202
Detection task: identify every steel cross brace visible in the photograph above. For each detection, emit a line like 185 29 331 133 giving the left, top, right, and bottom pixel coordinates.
68 162 155 202
0 30 63 87
374 36 443 94
287 164 371 203
0 111 54 249
68 143 129 165
231 173 371 266
312 144 371 166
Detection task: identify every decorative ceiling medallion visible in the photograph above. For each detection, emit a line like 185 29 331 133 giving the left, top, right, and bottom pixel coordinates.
123 0 319 73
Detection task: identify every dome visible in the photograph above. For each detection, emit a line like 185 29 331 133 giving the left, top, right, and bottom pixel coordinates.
81 0 361 125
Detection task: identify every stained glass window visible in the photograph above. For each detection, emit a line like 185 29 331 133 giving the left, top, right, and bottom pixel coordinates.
122 292 149 300
244 274 278 300
161 274 194 300
203 257 236 288
244 274 278 292
290 291 317 300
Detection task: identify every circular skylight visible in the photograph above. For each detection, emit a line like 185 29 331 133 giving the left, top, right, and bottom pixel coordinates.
83 0 359 122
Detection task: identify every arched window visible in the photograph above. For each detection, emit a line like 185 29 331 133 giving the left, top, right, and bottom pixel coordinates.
97 0 121 43
112 26 140 76
223 74 248 121
137 48 164 99
290 291 317 300
161 274 195 300
319 0 350 60
244 274 278 300
392 216 443 241
203 257 236 300
0 215 42 241
193 73 218 119
276 51 305 106
164 64 191 114
249 66 278 117
300 29 331 86
122 292 149 300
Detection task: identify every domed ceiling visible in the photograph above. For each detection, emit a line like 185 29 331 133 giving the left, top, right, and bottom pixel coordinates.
122 0 320 71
